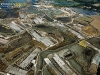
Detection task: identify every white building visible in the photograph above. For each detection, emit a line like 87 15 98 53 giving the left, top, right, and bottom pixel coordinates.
30 30 54 47
6 66 28 75
19 48 41 68
33 17 44 24
8 22 22 32
44 58 62 75
53 54 77 75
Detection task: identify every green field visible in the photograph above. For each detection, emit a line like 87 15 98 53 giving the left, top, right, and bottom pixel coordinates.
75 16 93 25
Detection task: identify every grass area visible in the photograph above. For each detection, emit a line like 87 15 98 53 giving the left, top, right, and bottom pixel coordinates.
88 36 100 49
75 16 93 24
0 11 7 18
74 16 94 26
74 2 80 6
79 16 93 22
0 24 15 35
33 24 57 33
56 17 71 23
0 0 5 2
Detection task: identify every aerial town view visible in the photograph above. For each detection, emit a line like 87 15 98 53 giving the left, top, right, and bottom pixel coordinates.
0 0 100 75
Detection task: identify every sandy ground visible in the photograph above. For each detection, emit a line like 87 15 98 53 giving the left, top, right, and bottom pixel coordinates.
89 63 98 74
90 15 100 32
82 25 98 36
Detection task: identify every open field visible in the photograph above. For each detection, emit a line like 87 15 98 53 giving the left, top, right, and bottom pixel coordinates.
90 15 100 32
77 16 93 23
82 25 99 36
74 16 93 25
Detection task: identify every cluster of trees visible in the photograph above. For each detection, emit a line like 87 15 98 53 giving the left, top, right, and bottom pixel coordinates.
0 11 7 18
0 0 4 2
54 0 67 1
55 0 100 2
74 0 100 2
73 0 100 12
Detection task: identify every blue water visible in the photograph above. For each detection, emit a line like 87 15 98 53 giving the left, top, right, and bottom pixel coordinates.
55 2 74 5
8 0 26 2
8 0 39 3
54 2 74 5
72 8 99 15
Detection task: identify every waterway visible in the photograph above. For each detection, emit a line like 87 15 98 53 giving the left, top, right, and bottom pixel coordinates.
71 8 99 15
54 1 74 7
54 2 74 5
7 0 99 16
8 0 26 3
8 0 39 3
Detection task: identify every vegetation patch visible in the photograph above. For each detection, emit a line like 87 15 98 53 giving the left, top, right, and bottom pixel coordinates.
82 25 99 36
74 16 93 25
